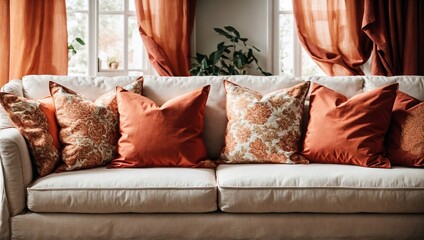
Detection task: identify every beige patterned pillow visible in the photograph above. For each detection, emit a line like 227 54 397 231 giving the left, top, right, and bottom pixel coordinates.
220 80 310 164
50 77 143 171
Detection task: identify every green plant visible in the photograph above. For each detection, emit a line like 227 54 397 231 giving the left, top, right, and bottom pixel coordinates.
190 26 271 76
68 37 85 61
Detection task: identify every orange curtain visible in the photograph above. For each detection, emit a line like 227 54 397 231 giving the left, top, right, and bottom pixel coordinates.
293 0 372 76
0 0 68 88
134 0 196 76
362 0 423 75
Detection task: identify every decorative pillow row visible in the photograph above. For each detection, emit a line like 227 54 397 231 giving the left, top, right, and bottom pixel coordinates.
221 81 423 168
0 77 215 177
0 78 422 178
0 78 144 176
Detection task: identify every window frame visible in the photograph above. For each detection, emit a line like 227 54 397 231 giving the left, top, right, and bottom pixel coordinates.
67 0 153 76
273 0 322 77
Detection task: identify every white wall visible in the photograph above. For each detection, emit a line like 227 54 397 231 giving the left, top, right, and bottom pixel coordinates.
194 0 273 74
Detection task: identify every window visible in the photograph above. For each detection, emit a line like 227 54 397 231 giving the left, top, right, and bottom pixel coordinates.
277 0 324 76
66 0 153 76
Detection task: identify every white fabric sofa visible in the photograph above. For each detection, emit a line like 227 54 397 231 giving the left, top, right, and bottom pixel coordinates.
0 75 423 240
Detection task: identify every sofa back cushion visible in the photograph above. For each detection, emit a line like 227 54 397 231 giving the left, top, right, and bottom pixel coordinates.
21 75 424 160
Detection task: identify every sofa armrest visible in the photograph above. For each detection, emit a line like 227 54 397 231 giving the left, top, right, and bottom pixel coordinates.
0 128 33 238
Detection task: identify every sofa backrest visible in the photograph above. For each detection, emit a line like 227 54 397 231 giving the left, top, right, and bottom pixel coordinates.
21 75 424 160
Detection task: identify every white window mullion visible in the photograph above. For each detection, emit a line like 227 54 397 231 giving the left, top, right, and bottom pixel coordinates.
123 0 129 75
293 26 302 77
88 0 98 76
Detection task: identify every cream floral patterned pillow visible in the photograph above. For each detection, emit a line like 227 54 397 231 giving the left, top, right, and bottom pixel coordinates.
50 77 143 171
220 80 310 164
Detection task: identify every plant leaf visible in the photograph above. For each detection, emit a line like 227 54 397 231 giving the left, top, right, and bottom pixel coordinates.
214 28 232 40
252 46 261 52
201 58 208 70
75 37 85 45
224 26 240 38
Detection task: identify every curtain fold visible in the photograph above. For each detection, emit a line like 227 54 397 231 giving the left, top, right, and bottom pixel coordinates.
293 0 372 76
0 0 10 88
134 0 196 76
0 0 68 88
362 0 423 75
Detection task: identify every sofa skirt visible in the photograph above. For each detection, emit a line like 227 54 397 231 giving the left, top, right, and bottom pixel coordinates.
11 212 424 240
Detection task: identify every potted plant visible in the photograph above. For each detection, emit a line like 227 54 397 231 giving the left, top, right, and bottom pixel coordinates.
68 37 85 61
190 26 271 76
107 57 119 70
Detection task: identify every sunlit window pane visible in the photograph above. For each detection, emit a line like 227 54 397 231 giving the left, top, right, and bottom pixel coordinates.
128 16 146 69
98 14 124 70
66 0 88 11
99 0 124 11
279 14 294 76
67 12 88 75
129 0 136 11
279 0 293 11
301 48 325 76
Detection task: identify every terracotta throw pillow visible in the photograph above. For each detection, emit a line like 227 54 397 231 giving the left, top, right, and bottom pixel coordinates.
302 83 398 168
0 94 60 176
386 91 423 167
220 81 310 164
50 78 143 171
109 85 214 168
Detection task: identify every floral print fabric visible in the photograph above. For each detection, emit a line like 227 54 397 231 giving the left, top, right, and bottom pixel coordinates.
50 78 143 171
0 93 60 176
220 80 310 164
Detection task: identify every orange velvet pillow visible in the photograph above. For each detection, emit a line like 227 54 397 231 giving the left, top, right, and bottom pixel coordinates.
302 83 398 168
38 97 61 150
109 85 215 168
0 94 60 176
386 91 423 167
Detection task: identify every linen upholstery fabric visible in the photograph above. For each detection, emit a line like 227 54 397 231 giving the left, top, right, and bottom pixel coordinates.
220 81 310 164
302 83 397 168
12 213 424 240
22 75 141 101
0 94 60 176
217 164 424 213
27 167 217 213
50 79 143 171
363 75 424 102
386 91 424 166
0 128 33 239
110 85 213 168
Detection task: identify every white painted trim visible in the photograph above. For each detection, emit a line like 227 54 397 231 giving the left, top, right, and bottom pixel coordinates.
88 0 96 76
265 0 273 74
272 0 280 75
293 22 302 77
123 0 129 76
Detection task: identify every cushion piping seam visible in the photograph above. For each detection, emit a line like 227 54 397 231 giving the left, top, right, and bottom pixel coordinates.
27 187 217 191
217 186 424 190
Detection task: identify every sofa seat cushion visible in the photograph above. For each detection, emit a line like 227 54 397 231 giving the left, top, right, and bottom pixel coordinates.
217 164 424 213
27 167 217 213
